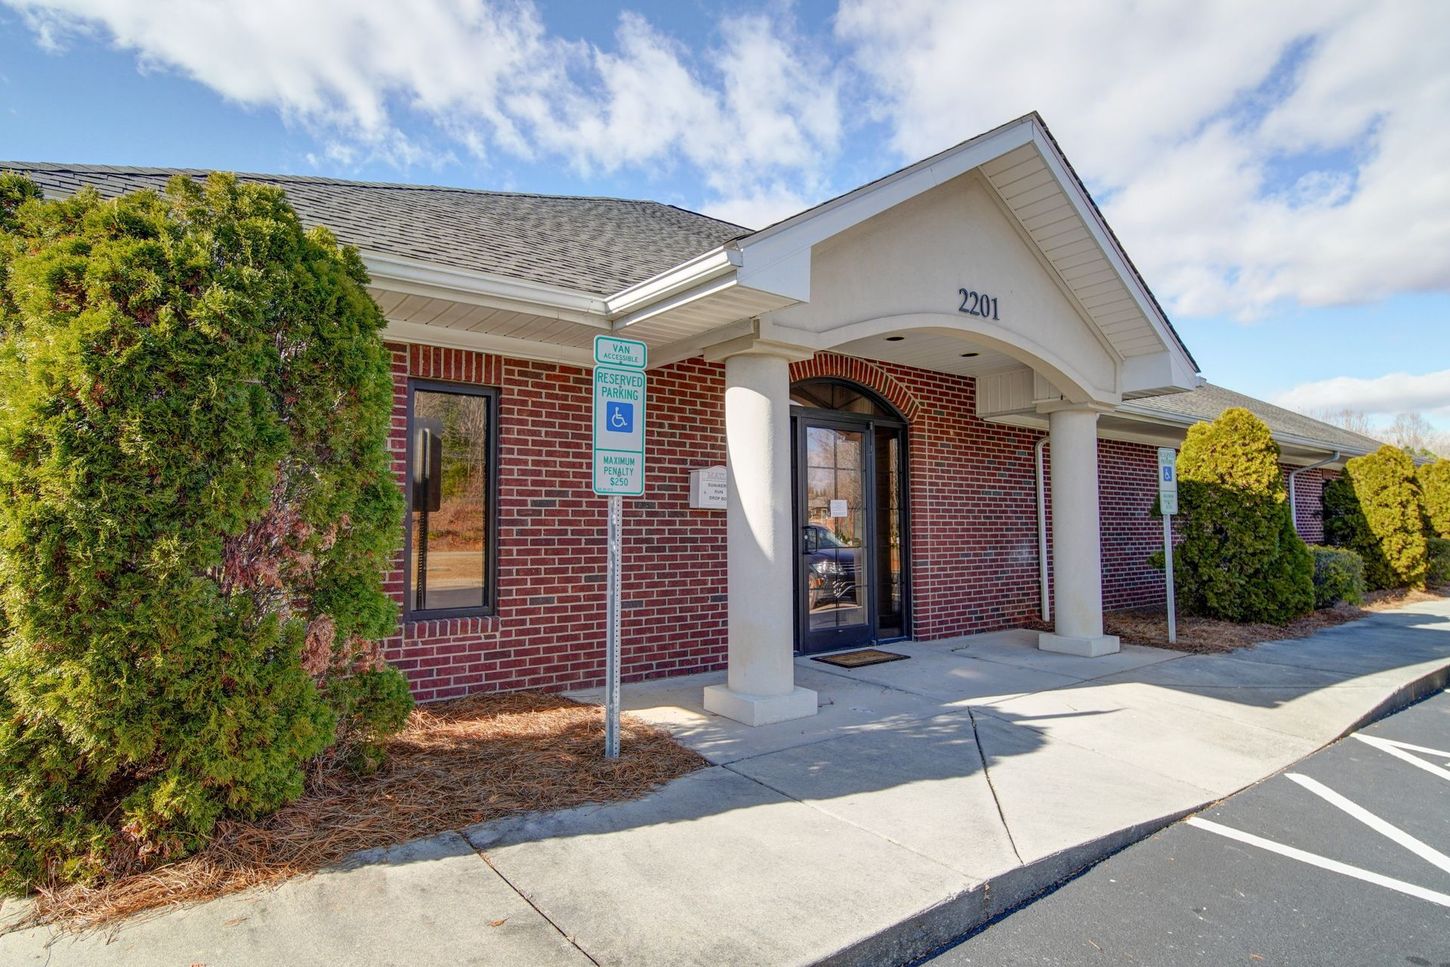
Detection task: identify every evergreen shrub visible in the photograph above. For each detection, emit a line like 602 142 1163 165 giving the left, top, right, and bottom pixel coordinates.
0 173 411 893
1420 459 1450 539
1306 545 1366 608
1324 446 1429 590
1428 537 1450 587
1171 407 1315 623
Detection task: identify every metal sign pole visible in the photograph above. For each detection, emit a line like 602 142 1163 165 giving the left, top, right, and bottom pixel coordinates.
1157 447 1179 646
1163 513 1177 644
604 494 622 759
591 334 646 761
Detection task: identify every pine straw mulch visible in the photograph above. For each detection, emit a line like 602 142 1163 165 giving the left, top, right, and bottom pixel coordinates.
16 691 706 933
1105 586 1450 654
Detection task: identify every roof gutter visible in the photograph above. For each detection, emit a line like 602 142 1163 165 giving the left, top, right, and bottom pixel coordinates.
605 245 744 321
362 250 609 326
1288 452 1340 539
1113 402 1373 461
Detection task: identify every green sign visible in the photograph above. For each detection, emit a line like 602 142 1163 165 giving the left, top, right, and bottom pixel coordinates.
593 363 647 496
594 334 647 370
1157 447 1178 516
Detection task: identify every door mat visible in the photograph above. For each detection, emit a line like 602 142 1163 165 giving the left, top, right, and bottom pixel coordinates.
812 648 909 669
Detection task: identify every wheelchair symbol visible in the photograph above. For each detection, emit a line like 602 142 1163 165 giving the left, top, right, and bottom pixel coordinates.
606 401 634 433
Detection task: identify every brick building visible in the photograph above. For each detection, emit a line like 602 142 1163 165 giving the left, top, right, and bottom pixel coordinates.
5 113 1381 725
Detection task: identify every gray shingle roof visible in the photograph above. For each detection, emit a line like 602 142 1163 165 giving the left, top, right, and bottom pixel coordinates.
1128 383 1384 455
0 162 749 297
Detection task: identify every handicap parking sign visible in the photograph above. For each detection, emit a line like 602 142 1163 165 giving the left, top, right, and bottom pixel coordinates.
592 358 646 497
607 401 634 433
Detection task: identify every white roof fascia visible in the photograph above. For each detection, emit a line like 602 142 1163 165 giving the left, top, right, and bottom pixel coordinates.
1029 129 1198 378
605 246 743 320
363 250 609 327
611 272 743 332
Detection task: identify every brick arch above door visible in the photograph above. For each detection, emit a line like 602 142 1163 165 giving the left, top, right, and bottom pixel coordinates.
788 352 924 424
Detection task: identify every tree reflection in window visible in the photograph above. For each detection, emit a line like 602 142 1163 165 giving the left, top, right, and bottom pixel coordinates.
410 385 492 614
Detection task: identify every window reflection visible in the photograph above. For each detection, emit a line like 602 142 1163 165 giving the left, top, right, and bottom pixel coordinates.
805 426 868 631
411 388 490 613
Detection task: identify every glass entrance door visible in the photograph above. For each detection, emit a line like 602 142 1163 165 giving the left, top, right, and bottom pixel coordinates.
792 380 910 654
800 422 873 651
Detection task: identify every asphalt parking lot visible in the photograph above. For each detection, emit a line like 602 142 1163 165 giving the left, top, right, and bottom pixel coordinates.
925 689 1450 966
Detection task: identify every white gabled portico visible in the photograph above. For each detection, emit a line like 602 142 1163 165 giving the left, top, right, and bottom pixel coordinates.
603 114 1200 724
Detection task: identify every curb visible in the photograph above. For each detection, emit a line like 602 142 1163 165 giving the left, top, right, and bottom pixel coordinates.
816 657 1450 967
1340 660 1450 737
817 808 1197 967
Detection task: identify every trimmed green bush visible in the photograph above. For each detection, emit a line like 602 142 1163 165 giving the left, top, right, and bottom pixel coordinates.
1171 407 1315 623
0 173 411 893
1306 545 1366 608
1324 446 1429 590
1428 536 1450 588
1421 459 1450 539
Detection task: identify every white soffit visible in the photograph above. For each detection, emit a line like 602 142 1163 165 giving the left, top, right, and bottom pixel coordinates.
980 144 1162 359
369 287 600 346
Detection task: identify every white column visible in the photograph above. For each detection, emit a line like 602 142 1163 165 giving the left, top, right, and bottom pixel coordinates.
702 349 818 726
1038 404 1121 657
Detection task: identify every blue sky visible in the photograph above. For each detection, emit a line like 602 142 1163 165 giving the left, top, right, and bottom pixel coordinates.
2 1 1447 431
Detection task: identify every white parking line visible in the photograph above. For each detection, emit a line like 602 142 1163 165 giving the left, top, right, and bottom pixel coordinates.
1186 818 1450 908
1352 734 1450 782
1356 737 1450 760
1285 773 1450 877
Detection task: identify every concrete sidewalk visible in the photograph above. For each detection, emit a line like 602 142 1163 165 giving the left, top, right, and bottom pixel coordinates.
5 598 1450 967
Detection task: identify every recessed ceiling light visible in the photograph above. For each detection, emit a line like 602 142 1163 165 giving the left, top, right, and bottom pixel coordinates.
960 352 980 358
885 335 905 342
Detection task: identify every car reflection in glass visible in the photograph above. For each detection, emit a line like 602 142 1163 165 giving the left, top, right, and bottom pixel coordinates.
803 522 862 613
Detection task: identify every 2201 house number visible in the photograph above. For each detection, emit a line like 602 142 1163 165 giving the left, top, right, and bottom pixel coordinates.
958 288 1000 321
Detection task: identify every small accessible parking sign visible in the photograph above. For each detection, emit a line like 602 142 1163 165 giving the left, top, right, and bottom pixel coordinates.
1157 447 1179 516
592 336 648 496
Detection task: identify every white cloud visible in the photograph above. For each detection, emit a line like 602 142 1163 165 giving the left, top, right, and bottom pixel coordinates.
7 0 1450 314
1273 369 1450 422
5 0 840 222
701 183 816 232
837 0 1450 320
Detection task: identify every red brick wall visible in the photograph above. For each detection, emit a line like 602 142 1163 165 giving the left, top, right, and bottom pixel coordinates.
1098 438 1171 612
380 343 728 701
1284 465 1339 544
377 344 1216 699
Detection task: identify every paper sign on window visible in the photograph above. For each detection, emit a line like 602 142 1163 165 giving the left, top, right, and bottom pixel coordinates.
829 499 848 518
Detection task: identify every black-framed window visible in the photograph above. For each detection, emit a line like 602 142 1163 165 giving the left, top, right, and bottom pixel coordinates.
404 379 498 619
